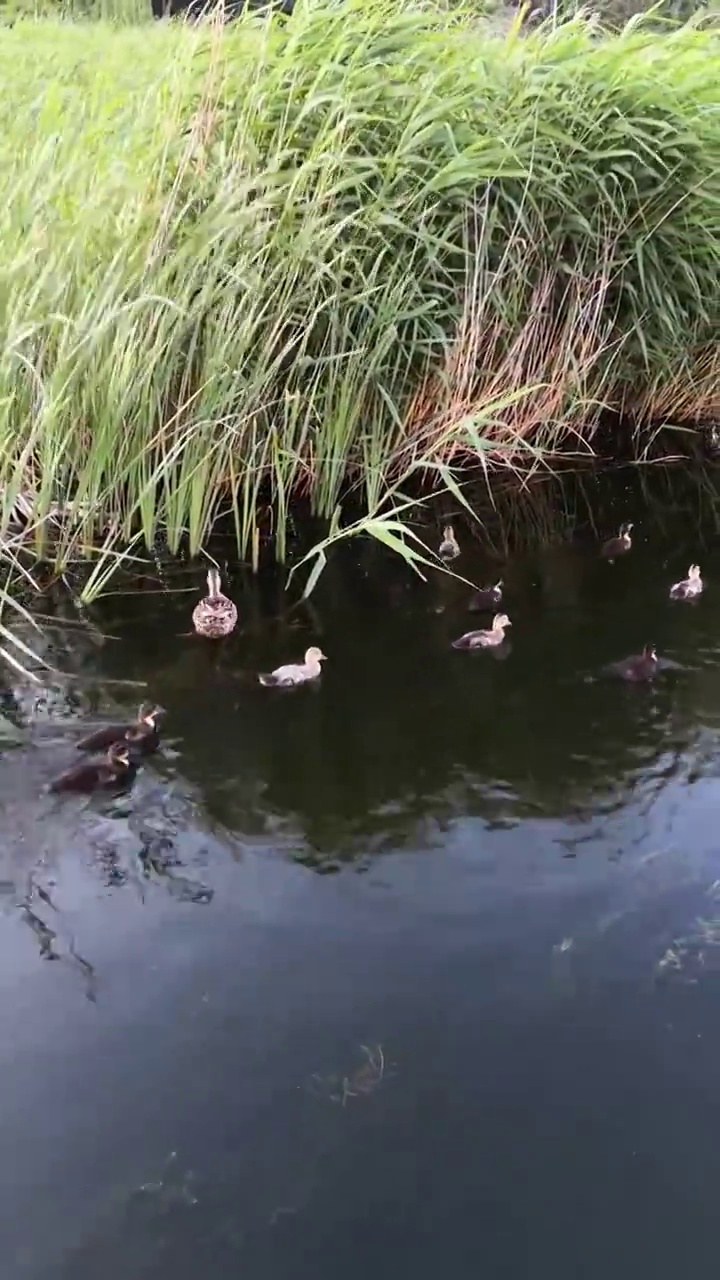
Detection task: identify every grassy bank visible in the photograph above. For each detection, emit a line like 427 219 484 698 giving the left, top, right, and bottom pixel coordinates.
0 0 718 588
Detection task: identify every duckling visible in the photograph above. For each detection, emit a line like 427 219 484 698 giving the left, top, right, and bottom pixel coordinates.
76 703 163 756
468 580 503 613
452 613 512 650
670 564 703 601
600 522 634 561
438 526 460 562
49 742 137 794
192 568 238 638
613 645 659 682
258 646 327 687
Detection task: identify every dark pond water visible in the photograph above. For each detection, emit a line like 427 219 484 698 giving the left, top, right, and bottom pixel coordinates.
4 473 720 1279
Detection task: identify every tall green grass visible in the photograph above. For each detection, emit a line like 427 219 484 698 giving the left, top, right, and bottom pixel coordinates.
0 0 717 595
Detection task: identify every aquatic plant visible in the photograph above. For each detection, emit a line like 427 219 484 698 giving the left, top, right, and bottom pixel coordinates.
0 0 716 597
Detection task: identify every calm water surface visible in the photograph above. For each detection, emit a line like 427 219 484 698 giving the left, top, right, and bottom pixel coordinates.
3 487 720 1279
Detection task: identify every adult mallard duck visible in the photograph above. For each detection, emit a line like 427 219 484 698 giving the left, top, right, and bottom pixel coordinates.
468 580 503 612
49 742 137 794
452 613 512 650
192 568 238 638
76 703 164 756
600 522 634 561
613 645 658 682
669 564 703 601
438 525 460 562
258 646 327 687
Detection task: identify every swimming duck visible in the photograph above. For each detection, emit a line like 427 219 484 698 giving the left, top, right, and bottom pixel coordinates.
192 568 238 638
438 526 460 562
468 580 503 612
600 522 634 560
613 645 659 682
452 613 512 650
258 646 327 687
669 564 703 601
49 742 137 794
76 703 163 756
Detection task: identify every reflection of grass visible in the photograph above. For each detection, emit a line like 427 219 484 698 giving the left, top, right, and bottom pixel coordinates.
0 569 49 683
656 899 720 985
309 1043 389 1106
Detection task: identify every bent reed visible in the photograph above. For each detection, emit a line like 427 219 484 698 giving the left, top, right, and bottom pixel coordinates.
0 0 717 588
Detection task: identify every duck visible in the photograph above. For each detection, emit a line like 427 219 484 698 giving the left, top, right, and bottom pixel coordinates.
49 742 137 794
438 526 460 562
613 645 659 682
192 567 238 638
600 522 633 560
76 703 163 756
468 580 503 612
669 564 703 601
452 613 512 650
258 646 327 687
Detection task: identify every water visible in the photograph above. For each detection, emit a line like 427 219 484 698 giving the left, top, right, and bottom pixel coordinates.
4 479 720 1279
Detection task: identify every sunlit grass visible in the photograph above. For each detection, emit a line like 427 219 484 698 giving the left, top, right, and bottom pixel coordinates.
0 0 716 600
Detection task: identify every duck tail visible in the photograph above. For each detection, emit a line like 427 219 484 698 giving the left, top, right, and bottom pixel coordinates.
258 673 277 687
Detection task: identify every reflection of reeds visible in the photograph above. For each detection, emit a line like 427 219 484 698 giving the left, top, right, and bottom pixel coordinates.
0 3 715 596
0 567 50 683
309 1043 389 1107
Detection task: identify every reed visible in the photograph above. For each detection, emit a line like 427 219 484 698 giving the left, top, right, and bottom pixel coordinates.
0 0 717 599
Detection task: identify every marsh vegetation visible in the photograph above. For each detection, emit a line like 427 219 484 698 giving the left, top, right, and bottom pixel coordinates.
0 0 716 643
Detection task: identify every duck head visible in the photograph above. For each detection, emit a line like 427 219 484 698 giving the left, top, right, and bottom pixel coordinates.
305 646 327 665
492 613 512 631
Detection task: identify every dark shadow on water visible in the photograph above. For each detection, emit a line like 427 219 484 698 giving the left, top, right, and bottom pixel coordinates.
4 468 720 1278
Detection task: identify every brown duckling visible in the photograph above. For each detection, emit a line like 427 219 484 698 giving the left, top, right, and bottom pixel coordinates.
468 580 503 612
600 522 633 560
192 567 238 638
76 704 163 756
613 645 659 682
669 564 703 601
438 525 460 562
49 742 137 794
258 646 327 687
452 613 512 650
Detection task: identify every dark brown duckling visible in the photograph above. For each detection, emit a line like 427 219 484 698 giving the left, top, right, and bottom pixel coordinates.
468 580 503 612
613 645 658 682
76 704 163 756
49 742 137 794
600 522 633 561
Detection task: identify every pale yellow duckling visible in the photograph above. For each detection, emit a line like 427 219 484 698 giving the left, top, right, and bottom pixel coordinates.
669 564 703 600
438 525 460 562
192 568 238 638
452 613 512 650
258 646 327 688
